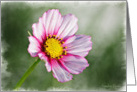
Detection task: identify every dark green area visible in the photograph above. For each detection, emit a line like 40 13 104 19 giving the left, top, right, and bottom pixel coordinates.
1 2 126 91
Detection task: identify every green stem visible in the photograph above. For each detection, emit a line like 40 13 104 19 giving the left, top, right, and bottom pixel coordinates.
14 58 41 90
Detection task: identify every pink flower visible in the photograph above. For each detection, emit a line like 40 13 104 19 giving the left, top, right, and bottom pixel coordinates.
28 9 92 83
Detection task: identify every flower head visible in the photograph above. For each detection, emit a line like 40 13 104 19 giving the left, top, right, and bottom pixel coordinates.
28 9 92 82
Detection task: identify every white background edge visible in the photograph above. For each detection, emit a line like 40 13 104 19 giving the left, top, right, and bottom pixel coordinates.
127 0 137 91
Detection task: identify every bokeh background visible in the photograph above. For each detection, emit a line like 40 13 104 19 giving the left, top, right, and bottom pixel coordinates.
1 1 126 91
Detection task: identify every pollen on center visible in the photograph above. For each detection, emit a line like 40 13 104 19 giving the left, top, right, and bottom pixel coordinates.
44 37 64 59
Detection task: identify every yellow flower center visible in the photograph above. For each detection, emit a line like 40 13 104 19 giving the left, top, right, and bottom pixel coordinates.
44 35 67 59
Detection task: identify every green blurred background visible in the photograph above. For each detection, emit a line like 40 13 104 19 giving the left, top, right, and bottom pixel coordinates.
1 1 126 91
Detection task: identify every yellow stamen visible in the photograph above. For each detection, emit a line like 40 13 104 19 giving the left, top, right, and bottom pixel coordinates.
49 35 51 38
64 51 67 55
64 46 67 49
44 38 63 58
60 38 63 40
60 56 63 58
47 52 49 55
53 35 56 38
57 57 60 59
57 37 60 39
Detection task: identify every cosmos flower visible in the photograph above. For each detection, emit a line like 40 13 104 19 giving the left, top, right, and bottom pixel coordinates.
28 9 92 83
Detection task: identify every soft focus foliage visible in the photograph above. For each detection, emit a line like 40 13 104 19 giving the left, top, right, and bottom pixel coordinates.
1 1 126 91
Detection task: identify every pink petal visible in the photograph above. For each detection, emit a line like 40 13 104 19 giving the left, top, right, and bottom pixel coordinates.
63 35 92 57
38 52 51 72
28 36 42 57
60 54 89 74
42 9 62 36
32 18 46 43
51 59 73 83
63 35 76 45
56 14 78 39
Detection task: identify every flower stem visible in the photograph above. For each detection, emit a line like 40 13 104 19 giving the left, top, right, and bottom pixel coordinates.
14 58 41 90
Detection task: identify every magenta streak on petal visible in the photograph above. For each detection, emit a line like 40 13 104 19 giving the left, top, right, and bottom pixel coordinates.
43 9 63 37
39 17 47 42
62 35 92 57
42 12 48 37
28 36 42 57
55 14 78 40
32 18 45 44
47 10 55 36
48 10 60 36
58 14 73 37
51 59 73 83
59 54 89 74
62 35 76 47
45 10 54 36
55 15 69 39
59 15 78 39
53 12 63 35
38 52 51 72
66 24 78 38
